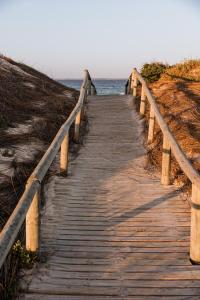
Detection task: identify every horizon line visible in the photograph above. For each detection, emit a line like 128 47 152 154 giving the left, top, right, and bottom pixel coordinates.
56 78 128 81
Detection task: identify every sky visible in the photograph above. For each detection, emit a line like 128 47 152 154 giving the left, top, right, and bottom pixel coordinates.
0 0 200 79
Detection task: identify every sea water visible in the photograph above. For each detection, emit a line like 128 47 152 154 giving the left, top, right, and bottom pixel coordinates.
59 79 127 95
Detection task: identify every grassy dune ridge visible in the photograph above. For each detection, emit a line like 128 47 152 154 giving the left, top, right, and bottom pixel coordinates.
0 55 79 299
139 59 200 190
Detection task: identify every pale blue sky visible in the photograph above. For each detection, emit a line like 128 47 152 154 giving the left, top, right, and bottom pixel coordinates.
0 0 200 78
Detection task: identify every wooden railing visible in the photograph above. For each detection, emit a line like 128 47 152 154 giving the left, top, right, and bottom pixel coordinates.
126 68 200 263
0 70 96 268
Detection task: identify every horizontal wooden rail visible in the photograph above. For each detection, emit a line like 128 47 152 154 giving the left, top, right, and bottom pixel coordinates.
0 69 96 269
126 68 200 263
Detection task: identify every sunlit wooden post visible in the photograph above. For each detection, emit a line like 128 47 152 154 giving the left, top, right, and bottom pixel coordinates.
26 182 40 251
147 105 155 143
140 84 146 116
60 133 69 174
129 72 133 95
190 184 200 263
74 110 81 143
161 135 171 185
82 89 88 119
132 73 138 98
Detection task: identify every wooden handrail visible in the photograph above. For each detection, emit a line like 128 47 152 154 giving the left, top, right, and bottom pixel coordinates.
0 69 96 269
126 68 200 263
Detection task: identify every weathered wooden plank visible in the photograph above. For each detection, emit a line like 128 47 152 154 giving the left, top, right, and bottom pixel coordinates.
22 295 200 300
25 285 200 296
26 278 200 288
42 240 189 248
50 251 190 260
36 264 199 273
48 257 191 266
42 235 189 242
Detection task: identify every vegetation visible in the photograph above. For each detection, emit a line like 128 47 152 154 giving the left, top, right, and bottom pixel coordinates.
141 62 168 83
13 240 37 268
1 241 37 299
161 59 200 82
137 58 200 190
0 55 79 299
140 59 200 83
0 115 8 128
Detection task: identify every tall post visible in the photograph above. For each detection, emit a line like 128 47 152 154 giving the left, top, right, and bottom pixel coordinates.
161 135 171 185
128 77 131 94
91 85 96 95
125 81 128 95
87 80 92 95
74 110 81 143
60 133 69 174
132 74 138 98
26 186 40 252
147 105 155 143
190 184 200 263
140 84 146 116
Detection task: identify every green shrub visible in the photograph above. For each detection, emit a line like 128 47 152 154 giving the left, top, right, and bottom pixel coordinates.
12 240 37 268
0 114 8 128
141 62 168 83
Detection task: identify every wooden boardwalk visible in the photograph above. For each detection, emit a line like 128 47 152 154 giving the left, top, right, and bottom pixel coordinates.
21 95 200 299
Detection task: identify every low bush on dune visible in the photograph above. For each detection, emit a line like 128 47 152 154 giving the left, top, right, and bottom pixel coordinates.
141 62 168 83
140 59 200 83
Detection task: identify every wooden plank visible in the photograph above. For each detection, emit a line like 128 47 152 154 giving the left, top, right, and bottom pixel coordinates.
35 264 199 273
25 285 200 296
27 278 200 288
50 251 190 260
42 235 189 242
48 257 192 266
22 295 200 300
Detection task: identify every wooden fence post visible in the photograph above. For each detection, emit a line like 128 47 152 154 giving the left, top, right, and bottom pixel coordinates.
87 80 92 95
161 135 171 185
91 85 96 95
147 105 155 143
130 74 133 93
132 75 137 98
128 77 131 94
190 184 200 263
125 81 128 95
140 84 146 116
26 185 40 251
74 110 81 143
60 133 69 174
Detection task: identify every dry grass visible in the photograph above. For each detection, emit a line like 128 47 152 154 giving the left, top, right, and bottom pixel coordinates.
136 60 200 191
161 59 200 82
0 55 79 298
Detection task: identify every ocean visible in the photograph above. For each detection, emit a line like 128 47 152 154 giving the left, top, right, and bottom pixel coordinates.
59 79 127 95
